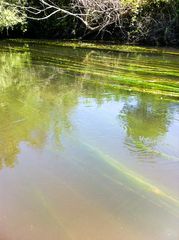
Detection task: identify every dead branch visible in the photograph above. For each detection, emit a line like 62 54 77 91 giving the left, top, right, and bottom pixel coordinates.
2 0 127 33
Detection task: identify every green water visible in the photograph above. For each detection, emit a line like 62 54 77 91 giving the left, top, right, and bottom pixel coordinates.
0 40 179 240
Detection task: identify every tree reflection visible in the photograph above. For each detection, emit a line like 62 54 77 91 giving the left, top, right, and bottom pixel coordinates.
0 43 177 168
0 47 81 169
120 94 172 157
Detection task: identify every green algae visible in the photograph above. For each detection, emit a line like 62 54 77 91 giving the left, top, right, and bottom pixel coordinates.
80 80 179 99
23 55 179 98
1 40 179 99
4 39 179 56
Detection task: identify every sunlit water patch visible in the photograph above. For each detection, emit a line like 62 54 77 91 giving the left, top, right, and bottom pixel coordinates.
0 41 179 240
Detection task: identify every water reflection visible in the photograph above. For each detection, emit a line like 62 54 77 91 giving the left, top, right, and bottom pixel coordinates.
0 50 80 168
0 44 179 168
119 94 173 159
0 43 179 240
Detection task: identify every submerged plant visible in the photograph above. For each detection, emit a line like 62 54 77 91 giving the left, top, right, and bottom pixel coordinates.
79 139 179 216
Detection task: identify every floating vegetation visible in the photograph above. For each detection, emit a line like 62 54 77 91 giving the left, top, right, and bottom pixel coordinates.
4 39 179 56
1 40 179 99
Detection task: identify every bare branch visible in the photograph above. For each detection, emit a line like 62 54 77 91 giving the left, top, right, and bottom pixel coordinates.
2 0 129 34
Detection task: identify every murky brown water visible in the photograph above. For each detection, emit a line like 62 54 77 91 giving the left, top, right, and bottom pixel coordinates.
0 41 179 240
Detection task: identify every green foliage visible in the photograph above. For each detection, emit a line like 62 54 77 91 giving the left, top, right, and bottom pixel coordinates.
0 0 27 31
132 0 178 45
118 0 178 45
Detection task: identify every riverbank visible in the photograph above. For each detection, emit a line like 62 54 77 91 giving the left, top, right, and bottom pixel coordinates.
1 0 179 47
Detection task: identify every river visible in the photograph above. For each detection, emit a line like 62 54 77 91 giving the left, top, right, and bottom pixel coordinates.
0 40 179 240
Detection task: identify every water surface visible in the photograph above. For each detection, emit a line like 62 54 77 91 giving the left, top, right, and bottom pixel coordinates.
0 41 179 240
